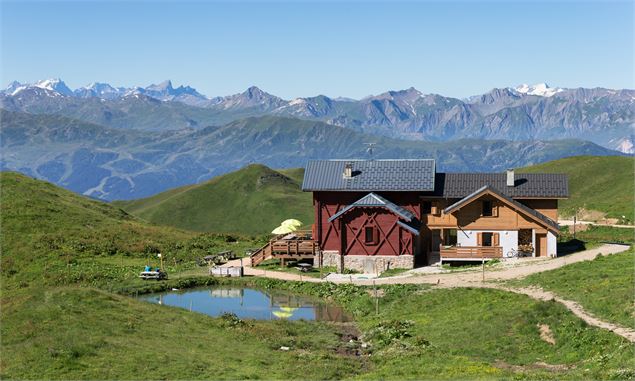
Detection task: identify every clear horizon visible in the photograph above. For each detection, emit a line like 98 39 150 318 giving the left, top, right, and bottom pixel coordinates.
1 0 633 99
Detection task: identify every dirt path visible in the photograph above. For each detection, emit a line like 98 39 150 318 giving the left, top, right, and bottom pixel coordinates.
227 243 634 342
558 219 635 229
229 244 630 286
357 244 629 286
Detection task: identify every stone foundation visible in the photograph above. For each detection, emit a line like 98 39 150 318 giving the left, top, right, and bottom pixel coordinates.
317 250 414 273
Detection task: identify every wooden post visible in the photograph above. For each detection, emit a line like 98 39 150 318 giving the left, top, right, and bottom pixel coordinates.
573 214 577 239
481 249 485 282
374 280 379 315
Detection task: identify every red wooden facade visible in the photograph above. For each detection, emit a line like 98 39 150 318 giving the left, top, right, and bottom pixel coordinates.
313 191 421 256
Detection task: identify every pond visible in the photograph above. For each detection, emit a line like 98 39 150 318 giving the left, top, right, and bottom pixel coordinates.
139 286 353 322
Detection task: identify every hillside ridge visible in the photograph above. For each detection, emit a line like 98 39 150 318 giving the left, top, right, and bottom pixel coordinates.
115 164 312 234
116 156 634 234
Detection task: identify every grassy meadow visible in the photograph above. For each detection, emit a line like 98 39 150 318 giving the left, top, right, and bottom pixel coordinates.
519 155 634 222
2 171 635 380
516 248 635 330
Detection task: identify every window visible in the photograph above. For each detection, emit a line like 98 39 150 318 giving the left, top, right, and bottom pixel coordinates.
482 200 493 217
482 232 493 246
365 226 378 245
422 201 432 214
443 229 457 246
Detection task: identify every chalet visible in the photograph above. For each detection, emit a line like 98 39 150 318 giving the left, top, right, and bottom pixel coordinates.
301 159 568 273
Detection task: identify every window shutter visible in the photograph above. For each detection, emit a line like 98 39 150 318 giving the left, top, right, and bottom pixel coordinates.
477 233 482 246
373 227 379 244
493 233 500 246
492 202 499 217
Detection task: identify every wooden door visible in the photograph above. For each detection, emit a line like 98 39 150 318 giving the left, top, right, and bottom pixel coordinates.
536 234 547 257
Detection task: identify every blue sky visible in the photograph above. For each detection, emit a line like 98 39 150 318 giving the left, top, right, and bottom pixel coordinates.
1 0 633 99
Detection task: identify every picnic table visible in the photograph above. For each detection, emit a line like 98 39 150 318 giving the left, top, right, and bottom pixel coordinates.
203 251 236 265
139 270 167 280
296 263 313 273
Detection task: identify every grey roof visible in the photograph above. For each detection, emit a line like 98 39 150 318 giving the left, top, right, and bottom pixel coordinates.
443 185 560 232
397 220 421 235
328 193 416 222
302 159 436 192
433 173 568 198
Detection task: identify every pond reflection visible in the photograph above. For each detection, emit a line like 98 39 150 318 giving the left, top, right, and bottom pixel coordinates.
140 287 352 322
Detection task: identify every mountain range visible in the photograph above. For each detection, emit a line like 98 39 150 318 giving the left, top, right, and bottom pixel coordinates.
1 78 632 201
1 108 624 200
2 79 633 152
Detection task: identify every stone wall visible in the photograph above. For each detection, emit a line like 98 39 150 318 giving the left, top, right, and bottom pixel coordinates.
317 250 414 273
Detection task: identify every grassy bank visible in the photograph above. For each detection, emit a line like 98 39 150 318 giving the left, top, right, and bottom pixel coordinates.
515 248 635 330
560 225 634 245
357 287 634 380
4 279 633 380
0 287 362 380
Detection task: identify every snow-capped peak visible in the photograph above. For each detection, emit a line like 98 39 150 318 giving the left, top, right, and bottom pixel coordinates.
513 83 563 97
33 78 74 96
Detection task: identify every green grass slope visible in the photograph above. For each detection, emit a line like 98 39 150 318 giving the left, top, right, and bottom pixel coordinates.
519 155 634 222
116 164 313 234
0 172 360 379
0 171 263 290
518 248 635 329
1 287 359 380
2 172 634 379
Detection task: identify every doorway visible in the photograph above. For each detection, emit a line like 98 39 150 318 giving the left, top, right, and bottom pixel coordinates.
535 233 547 257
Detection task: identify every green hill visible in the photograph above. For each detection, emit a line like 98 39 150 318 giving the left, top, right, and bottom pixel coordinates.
0 172 360 379
0 171 197 289
519 155 634 223
0 171 269 290
115 164 313 234
117 156 634 235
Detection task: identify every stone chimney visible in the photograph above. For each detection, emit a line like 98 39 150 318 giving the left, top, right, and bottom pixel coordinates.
343 163 353 178
506 169 515 187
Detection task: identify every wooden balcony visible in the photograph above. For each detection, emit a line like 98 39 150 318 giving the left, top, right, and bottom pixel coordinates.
250 230 319 266
440 246 503 261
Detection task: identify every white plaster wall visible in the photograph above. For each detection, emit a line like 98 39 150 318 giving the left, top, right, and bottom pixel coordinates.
456 230 517 258
500 230 518 257
457 229 476 246
547 231 557 257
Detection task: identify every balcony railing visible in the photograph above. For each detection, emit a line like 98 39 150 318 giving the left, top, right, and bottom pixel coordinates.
440 246 503 260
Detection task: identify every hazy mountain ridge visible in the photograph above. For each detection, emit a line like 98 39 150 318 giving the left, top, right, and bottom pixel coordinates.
2 79 633 152
1 109 623 201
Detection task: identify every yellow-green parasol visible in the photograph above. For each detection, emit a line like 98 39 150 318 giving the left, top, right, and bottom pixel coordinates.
271 225 297 235
281 219 303 228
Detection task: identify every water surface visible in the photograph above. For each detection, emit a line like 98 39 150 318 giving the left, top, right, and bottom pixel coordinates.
140 286 352 322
